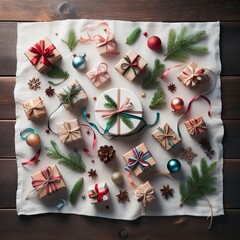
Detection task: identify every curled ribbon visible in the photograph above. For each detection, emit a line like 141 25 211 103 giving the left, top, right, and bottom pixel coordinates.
58 122 81 143
156 125 176 148
121 55 144 76
187 117 207 135
181 65 205 87
88 63 108 84
22 148 41 165
24 98 44 119
29 40 55 67
88 184 109 203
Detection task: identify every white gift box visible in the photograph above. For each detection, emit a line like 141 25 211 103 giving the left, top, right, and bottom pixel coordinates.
88 182 109 204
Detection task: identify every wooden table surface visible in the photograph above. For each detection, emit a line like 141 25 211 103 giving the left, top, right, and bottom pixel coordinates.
0 1 240 239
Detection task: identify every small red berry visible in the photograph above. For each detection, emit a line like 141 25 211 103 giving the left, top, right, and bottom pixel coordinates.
93 96 97 101
86 113 90 118
143 32 147 36
86 130 90 135
45 129 50 134
73 53 76 57
55 33 58 36
91 159 95 163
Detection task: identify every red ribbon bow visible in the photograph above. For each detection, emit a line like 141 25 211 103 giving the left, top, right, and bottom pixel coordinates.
29 40 55 67
88 183 109 203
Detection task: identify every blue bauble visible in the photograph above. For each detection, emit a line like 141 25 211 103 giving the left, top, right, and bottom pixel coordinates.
167 159 181 173
72 53 87 70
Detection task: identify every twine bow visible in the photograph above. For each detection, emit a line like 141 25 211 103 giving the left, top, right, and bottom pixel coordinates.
88 184 109 203
58 122 81 143
25 98 44 118
182 65 205 87
88 63 108 84
134 182 155 208
187 117 207 135
127 148 151 172
156 125 176 148
121 55 143 76
29 40 55 67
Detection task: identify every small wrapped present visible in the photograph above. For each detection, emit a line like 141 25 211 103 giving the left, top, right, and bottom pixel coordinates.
133 181 155 207
95 88 143 136
22 96 46 120
24 37 62 72
184 116 207 136
56 79 88 110
177 62 205 87
152 123 181 150
123 143 156 176
57 119 83 144
31 165 66 199
86 63 110 88
115 49 148 81
88 182 109 204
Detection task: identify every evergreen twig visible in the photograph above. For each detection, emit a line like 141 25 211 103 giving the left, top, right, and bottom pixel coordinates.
149 88 166 109
61 28 78 51
104 94 118 109
45 140 86 172
70 178 84 204
47 65 69 80
126 27 141 45
120 114 134 129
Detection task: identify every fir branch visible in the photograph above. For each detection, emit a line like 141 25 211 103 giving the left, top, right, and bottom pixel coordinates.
70 178 84 204
61 28 78 52
126 27 141 45
45 140 86 172
164 27 208 62
149 88 166 109
59 84 82 107
104 94 118 109
120 114 134 129
47 65 69 80
142 59 165 89
106 115 118 128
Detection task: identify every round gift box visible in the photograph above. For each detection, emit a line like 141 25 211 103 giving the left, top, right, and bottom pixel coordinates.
95 88 143 135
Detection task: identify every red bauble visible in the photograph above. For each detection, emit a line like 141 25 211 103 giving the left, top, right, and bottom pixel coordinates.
171 97 184 111
147 36 161 50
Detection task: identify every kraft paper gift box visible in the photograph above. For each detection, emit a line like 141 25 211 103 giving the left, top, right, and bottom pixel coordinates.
31 165 66 199
56 79 88 110
88 182 109 204
152 123 181 150
184 116 207 136
24 37 62 72
96 32 118 55
57 119 83 144
22 96 46 120
115 49 148 81
123 143 156 176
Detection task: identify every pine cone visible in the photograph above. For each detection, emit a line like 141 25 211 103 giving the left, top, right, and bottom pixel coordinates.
98 145 116 163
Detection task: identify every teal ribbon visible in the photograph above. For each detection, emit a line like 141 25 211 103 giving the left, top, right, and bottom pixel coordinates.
157 126 175 148
20 128 39 140
82 106 160 139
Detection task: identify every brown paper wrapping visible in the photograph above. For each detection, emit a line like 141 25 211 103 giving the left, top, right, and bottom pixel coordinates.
56 79 88 110
152 123 181 150
24 37 62 72
22 96 46 120
123 143 156 176
184 116 207 136
57 119 83 144
97 33 117 55
31 165 66 199
115 49 148 81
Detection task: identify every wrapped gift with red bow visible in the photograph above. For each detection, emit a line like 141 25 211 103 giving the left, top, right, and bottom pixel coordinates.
123 143 156 176
57 119 83 144
30 165 66 199
88 182 109 204
22 96 46 120
86 63 111 88
115 49 148 81
24 37 62 72
184 116 207 136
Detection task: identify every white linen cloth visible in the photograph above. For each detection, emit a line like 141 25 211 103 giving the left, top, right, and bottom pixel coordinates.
15 20 223 219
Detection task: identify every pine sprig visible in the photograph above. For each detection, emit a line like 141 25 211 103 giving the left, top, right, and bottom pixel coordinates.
164 27 208 62
126 27 141 45
70 178 84 204
104 94 118 109
149 88 166 109
142 59 165 89
106 115 118 129
120 114 134 129
47 65 69 80
45 140 86 172
61 28 78 51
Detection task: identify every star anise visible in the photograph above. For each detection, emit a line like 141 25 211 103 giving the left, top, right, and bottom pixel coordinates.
160 185 174 200
88 169 97 179
28 77 41 90
181 147 198 165
116 189 129 203
199 138 215 159
45 86 55 96
167 83 176 93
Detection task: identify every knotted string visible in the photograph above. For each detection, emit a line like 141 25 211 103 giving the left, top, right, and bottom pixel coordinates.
186 117 207 135
24 98 44 119
156 125 176 148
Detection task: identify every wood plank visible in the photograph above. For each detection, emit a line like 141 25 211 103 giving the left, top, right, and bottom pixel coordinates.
0 209 239 240
0 0 240 22
0 119 239 158
0 22 239 76
1 76 240 120
0 159 239 209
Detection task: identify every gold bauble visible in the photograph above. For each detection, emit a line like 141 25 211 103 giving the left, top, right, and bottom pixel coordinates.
26 133 41 147
111 171 123 184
